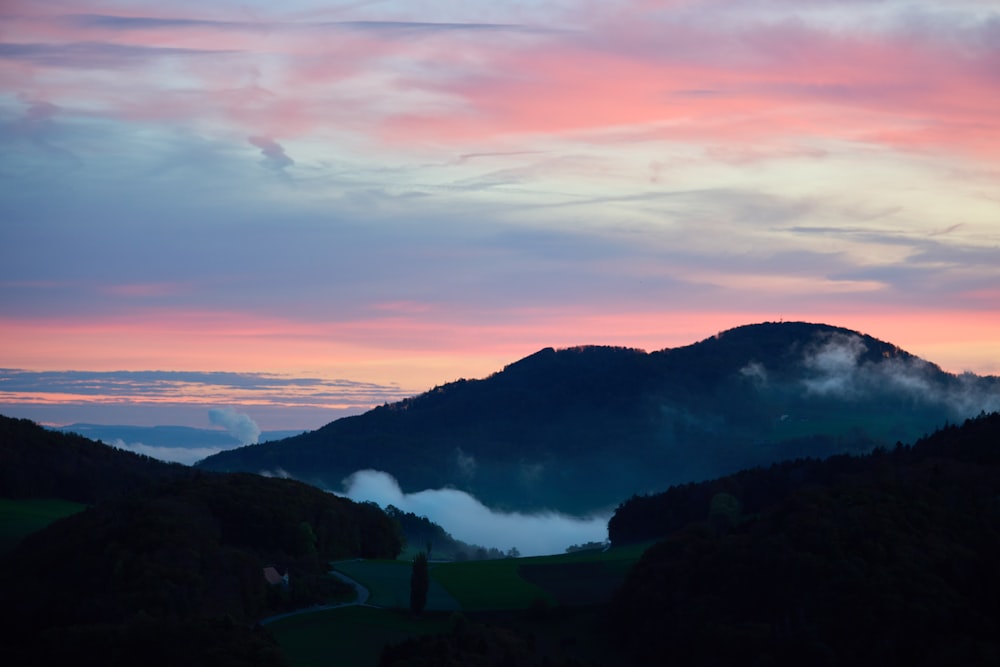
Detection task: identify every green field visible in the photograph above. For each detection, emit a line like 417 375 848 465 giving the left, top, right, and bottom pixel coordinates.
333 545 650 612
274 543 653 666
269 606 453 667
0 498 87 554
428 544 649 610
332 559 461 610
430 557 554 610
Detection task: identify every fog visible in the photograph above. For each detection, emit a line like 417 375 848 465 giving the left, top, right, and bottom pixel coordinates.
110 439 225 466
801 333 1000 417
340 469 609 557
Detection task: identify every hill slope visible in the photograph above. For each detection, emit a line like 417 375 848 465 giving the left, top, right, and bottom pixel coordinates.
0 472 403 666
0 415 192 502
198 322 999 514
609 411 1000 666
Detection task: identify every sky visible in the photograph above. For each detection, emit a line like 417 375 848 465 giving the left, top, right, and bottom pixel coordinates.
2 0 999 434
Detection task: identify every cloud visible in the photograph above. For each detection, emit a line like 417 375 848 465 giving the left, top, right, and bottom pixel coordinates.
208 407 261 445
110 438 224 466
0 369 415 410
248 136 294 170
63 14 532 35
259 467 293 479
7 100 58 138
330 20 535 34
799 333 1000 417
0 42 230 69
340 469 608 557
64 14 256 32
454 447 477 477
801 333 868 397
739 361 768 385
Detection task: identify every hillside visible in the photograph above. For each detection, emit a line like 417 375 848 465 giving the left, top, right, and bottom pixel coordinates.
0 415 193 502
0 415 410 665
609 411 1000 666
373 413 1000 666
198 322 999 514
0 472 403 666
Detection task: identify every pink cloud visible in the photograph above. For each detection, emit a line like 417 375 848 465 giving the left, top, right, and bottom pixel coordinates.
376 12 1000 158
4 2 996 160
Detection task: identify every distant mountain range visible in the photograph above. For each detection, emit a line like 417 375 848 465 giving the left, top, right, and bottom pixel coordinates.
51 424 306 464
198 322 1000 514
55 424 306 449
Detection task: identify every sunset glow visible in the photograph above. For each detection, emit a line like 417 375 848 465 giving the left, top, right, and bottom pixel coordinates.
2 0 998 429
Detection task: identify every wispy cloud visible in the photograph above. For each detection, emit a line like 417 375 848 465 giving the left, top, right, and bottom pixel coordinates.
109 439 227 466
0 369 415 409
63 14 262 32
248 135 294 169
0 42 234 68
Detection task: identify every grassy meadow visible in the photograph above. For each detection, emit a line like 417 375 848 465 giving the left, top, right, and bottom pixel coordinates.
0 497 86 554
272 543 653 666
332 559 462 610
268 606 453 667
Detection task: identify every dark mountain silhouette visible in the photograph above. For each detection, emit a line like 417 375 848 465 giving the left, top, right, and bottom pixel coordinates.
608 411 1000 666
0 415 193 502
197 322 1000 514
376 413 1000 667
0 417 404 667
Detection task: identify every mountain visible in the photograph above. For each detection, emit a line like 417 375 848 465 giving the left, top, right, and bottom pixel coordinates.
197 322 1000 515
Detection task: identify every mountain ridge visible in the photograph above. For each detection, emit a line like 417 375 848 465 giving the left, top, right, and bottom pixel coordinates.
197 321 998 514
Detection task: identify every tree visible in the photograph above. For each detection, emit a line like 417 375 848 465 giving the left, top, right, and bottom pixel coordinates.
409 551 429 616
708 492 741 534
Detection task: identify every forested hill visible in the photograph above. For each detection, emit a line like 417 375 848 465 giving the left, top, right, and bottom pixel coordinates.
1 472 402 666
609 410 1000 545
609 411 1000 666
198 322 999 514
1 414 408 664
0 414 192 502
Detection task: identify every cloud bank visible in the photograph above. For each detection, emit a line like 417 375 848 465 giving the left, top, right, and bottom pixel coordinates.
340 469 609 557
0 369 417 430
110 439 225 466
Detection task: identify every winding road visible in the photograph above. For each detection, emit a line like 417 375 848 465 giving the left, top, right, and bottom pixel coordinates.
259 563 373 625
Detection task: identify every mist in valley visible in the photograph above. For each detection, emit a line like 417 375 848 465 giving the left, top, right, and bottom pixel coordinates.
339 469 609 557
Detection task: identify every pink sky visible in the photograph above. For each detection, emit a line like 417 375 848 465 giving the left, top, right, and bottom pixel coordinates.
1 0 998 429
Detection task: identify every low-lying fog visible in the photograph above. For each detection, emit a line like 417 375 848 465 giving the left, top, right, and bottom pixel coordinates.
340 469 609 557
